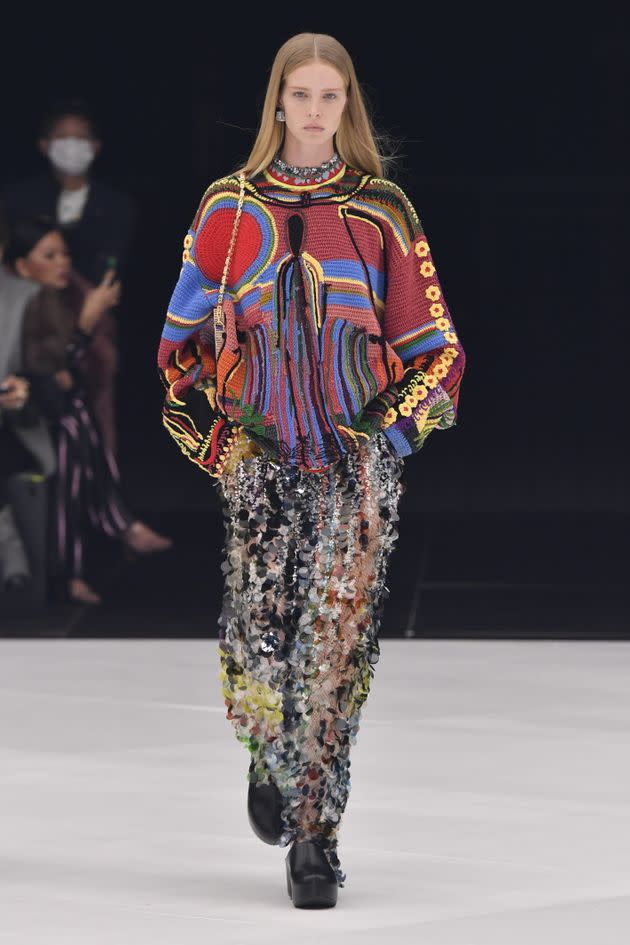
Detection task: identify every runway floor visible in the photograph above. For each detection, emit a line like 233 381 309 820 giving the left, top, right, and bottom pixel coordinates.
1 639 629 943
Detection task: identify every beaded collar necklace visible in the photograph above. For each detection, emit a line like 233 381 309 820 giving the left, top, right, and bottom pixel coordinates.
268 152 344 186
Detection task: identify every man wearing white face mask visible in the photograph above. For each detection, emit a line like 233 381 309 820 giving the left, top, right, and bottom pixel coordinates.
47 135 96 225
4 99 135 284
3 100 137 456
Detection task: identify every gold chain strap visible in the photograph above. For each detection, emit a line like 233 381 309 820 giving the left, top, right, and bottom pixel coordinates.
214 171 246 334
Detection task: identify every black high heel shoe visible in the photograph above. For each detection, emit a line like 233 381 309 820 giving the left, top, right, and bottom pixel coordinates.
247 757 283 845
285 840 338 909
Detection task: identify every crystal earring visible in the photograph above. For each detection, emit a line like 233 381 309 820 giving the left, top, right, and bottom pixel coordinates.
275 108 286 122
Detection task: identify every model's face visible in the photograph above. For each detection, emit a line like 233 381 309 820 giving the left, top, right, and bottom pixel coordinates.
15 231 72 289
279 60 347 150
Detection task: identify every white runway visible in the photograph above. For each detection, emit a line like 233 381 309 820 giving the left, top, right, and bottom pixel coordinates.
1 638 629 944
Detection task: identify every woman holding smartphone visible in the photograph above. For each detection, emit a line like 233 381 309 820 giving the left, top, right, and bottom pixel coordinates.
6 218 172 604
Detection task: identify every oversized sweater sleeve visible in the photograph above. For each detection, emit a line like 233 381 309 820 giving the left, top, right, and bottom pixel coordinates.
376 180 466 457
157 180 243 478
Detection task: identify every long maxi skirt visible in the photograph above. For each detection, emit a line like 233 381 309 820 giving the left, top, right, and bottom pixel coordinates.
214 431 406 887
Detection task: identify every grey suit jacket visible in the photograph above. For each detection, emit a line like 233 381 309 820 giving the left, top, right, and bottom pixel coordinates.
0 265 56 477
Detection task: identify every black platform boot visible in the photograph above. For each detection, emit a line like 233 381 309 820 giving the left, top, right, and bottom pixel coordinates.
247 757 284 845
285 839 338 908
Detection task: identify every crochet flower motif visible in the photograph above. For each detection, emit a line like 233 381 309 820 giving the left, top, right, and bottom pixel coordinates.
414 240 430 258
425 285 441 301
420 261 435 278
430 303 445 318
382 407 398 428
182 233 193 263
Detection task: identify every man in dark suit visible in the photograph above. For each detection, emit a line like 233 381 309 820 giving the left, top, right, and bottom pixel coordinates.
3 99 135 284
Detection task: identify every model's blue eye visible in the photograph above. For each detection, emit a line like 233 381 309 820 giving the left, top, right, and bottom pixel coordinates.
324 93 337 100
293 91 306 97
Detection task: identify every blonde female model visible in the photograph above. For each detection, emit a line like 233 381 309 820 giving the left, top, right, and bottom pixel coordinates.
158 32 466 908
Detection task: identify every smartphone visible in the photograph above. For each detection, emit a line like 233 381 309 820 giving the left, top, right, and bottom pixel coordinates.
94 252 119 282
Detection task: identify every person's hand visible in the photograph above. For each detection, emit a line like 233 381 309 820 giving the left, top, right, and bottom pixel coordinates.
78 269 122 335
0 375 30 411
54 370 75 392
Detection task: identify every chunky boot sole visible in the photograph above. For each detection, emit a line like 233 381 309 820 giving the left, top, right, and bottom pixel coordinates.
285 842 338 908
285 857 338 908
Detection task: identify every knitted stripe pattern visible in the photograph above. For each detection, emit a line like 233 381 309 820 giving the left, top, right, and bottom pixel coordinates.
157 164 466 476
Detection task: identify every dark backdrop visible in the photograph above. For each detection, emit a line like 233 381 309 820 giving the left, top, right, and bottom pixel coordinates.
1 12 628 637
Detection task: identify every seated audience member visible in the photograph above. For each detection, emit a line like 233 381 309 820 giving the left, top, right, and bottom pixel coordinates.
4 217 171 605
0 204 56 592
2 99 137 456
0 375 33 591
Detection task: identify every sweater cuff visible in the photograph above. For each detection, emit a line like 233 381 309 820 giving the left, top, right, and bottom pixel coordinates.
382 424 412 458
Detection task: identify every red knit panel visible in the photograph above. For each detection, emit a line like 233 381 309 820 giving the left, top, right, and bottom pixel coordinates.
195 209 263 284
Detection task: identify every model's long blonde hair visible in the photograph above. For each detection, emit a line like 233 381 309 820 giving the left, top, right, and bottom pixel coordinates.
234 33 391 179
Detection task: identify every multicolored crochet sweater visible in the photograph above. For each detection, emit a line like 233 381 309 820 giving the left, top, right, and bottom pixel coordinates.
157 161 466 477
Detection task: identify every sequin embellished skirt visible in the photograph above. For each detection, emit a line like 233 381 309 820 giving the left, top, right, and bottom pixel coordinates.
214 431 405 887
